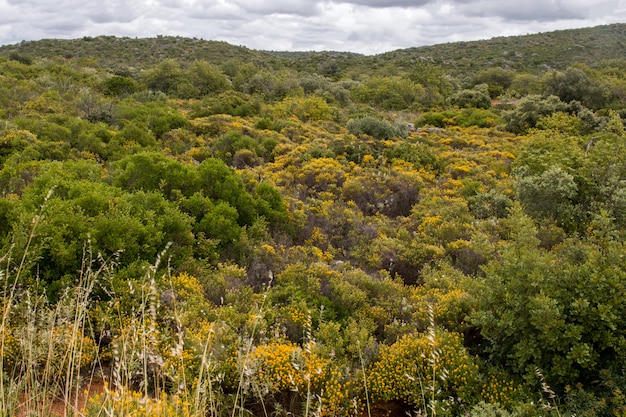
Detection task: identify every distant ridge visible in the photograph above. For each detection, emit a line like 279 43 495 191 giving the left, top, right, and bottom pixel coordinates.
0 35 274 71
1 23 625 75
375 23 626 74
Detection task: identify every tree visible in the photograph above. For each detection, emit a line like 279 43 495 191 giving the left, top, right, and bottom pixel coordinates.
544 66 607 110
351 76 424 110
450 84 491 109
509 73 543 96
347 116 407 140
470 204 626 387
408 61 455 108
140 59 184 96
516 166 578 228
184 60 231 98
102 75 138 97
503 94 568 133
471 68 515 98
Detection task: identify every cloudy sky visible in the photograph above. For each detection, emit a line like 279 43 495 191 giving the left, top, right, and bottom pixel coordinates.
1 0 625 55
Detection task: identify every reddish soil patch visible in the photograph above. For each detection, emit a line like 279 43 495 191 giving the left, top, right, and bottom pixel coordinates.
16 377 107 417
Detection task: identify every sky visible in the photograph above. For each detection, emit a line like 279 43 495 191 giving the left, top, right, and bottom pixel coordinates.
0 0 625 55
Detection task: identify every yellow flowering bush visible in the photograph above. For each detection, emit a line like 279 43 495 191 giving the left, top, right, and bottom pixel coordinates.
367 330 480 409
42 323 99 371
246 342 328 394
85 387 193 417
321 367 356 417
0 329 19 369
410 287 472 333
480 369 523 409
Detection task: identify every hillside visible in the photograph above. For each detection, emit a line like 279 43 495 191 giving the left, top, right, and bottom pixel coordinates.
377 23 626 74
2 23 626 75
0 35 276 72
0 23 626 417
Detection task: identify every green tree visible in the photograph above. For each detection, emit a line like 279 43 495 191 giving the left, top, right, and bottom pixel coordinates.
450 84 491 109
470 205 626 387
408 61 454 108
111 151 198 198
544 66 607 110
516 166 578 229
184 59 231 98
102 75 138 97
471 68 515 98
352 76 424 110
347 116 407 140
503 94 568 133
140 58 184 95
509 73 543 96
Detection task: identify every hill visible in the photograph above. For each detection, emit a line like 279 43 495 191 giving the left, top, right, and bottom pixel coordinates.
0 35 275 72
376 23 626 74
1 23 625 75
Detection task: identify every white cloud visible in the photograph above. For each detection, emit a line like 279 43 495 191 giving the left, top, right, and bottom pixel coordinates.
0 0 625 54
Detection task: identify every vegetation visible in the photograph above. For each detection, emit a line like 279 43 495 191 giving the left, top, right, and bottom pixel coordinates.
0 24 626 417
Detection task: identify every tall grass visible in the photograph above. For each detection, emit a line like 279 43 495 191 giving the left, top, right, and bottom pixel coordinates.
0 191 364 417
0 189 103 417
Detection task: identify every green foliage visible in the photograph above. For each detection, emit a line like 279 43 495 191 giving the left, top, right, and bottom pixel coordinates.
190 91 261 118
352 76 424 110
102 75 139 97
347 116 408 140
408 61 455 108
239 68 302 101
472 68 515 98
450 84 492 109
509 72 543 96
185 59 231 98
114 99 189 139
468 189 512 219
544 66 607 110
111 152 198 198
516 166 578 228
470 205 626 387
140 58 184 96
211 129 259 165
503 94 569 133
417 108 502 128
270 95 336 122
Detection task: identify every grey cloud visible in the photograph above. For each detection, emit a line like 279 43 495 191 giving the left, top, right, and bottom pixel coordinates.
453 0 588 21
230 0 322 16
7 0 143 25
181 2 246 21
87 2 143 24
1 0 626 54
336 0 433 7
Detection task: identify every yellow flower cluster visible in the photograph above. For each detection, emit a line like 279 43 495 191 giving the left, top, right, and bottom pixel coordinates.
50 323 98 369
480 371 520 408
0 331 19 369
411 286 471 331
172 272 204 301
417 215 444 235
247 342 328 393
367 330 480 408
361 154 376 166
85 388 193 417
321 367 355 417
282 304 309 326
0 128 37 144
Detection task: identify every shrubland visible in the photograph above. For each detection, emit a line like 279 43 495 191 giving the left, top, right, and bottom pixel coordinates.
1 25 626 416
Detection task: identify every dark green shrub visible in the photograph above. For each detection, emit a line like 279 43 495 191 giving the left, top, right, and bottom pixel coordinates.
347 116 407 140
